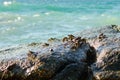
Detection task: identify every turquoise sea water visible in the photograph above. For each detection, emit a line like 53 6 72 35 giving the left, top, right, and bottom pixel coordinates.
0 0 120 48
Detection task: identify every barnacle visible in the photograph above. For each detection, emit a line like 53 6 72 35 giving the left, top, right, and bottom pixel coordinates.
42 43 49 47
70 36 86 51
63 35 87 51
98 33 107 41
62 37 68 42
27 51 37 62
112 25 120 32
68 34 75 41
81 38 86 43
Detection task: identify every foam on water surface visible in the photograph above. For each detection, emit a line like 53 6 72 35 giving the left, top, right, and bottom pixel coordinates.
0 0 120 48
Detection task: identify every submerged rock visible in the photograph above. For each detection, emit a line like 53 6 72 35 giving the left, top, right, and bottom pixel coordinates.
0 35 96 80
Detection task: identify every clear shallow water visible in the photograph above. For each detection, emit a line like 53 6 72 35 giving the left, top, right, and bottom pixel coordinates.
0 0 120 48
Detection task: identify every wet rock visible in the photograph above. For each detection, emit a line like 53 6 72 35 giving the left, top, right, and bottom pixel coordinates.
28 42 42 46
42 43 49 47
52 63 93 80
94 46 120 80
2 24 119 80
48 38 60 42
112 25 120 32
76 25 120 80
0 35 96 80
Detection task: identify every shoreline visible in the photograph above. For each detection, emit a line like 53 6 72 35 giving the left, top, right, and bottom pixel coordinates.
0 24 120 80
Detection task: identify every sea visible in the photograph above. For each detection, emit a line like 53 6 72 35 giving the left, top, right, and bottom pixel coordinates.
0 0 120 48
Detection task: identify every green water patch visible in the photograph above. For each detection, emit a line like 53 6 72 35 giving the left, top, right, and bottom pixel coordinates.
0 2 23 12
0 2 45 13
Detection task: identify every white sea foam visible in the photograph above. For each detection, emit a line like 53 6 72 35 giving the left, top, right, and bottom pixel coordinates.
80 16 89 20
3 1 12 6
45 12 50 15
101 14 105 16
14 16 22 22
33 14 40 17
17 17 21 20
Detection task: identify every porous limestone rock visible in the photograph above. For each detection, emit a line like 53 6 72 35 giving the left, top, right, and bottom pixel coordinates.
77 25 120 80
0 35 96 80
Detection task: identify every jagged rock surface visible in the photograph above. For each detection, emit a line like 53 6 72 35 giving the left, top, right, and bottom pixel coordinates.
77 25 120 80
0 35 96 80
1 24 119 80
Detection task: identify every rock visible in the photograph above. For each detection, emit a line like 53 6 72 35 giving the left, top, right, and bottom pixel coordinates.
112 25 120 32
94 46 120 80
52 63 92 80
76 25 120 80
1 24 119 80
0 35 96 80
